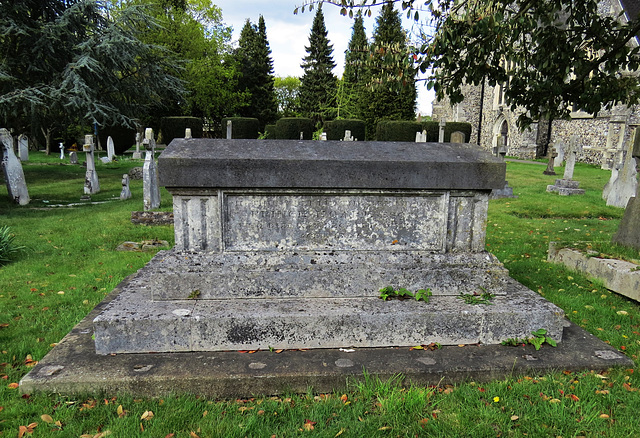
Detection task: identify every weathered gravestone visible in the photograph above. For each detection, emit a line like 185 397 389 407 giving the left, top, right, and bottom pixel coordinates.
1 129 30 205
69 151 78 165
547 136 585 195
553 141 565 167
18 134 28 162
438 118 446 142
59 142 65 160
450 131 466 144
415 130 427 143
543 147 557 176
604 128 639 208
612 131 640 250
92 139 564 354
490 137 516 199
132 132 142 159
83 135 100 195
120 174 132 200
185 128 192 139
106 136 115 161
343 130 354 142
142 128 160 210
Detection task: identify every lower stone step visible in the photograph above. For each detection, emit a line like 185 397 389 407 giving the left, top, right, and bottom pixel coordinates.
93 272 566 355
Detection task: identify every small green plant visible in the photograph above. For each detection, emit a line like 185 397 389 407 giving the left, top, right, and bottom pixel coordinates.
187 290 201 299
0 225 26 265
379 286 432 302
501 329 557 350
457 290 496 305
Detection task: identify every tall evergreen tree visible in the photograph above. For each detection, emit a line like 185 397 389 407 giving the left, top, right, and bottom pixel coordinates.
359 1 416 138
343 11 368 86
235 16 278 129
299 6 337 126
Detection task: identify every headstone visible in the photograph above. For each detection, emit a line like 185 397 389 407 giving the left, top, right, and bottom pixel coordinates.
300 132 304 140
319 132 327 141
69 151 78 165
450 131 465 143
546 136 585 195
543 147 558 175
143 128 160 211
120 174 132 200
83 134 100 194
18 134 28 162
226 120 232 140
106 136 115 161
553 141 566 167
438 118 446 143
92 139 565 355
415 130 427 143
490 136 517 199
59 142 65 160
133 132 142 159
612 134 640 249
185 128 192 139
604 128 639 208
343 130 354 142
0 129 30 205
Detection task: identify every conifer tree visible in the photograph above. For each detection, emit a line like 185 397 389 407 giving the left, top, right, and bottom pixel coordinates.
235 16 278 129
299 6 338 126
343 11 368 86
359 1 416 138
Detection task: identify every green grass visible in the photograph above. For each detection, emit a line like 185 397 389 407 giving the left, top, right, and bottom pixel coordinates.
1 155 640 436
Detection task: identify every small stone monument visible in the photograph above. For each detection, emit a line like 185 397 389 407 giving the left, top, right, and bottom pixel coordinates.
59 142 65 160
612 131 640 250
69 151 78 165
133 132 142 159
143 128 160 211
543 146 558 175
546 136 585 195
226 120 232 140
343 130 354 142
83 134 100 195
319 132 327 141
1 129 30 205
553 140 566 167
106 136 115 161
185 128 192 139
415 130 427 143
438 118 446 143
120 174 132 200
490 136 517 199
605 129 639 208
450 131 465 143
300 132 304 140
18 134 29 162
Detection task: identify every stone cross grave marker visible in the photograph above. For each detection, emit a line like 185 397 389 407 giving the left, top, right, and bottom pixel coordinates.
546 136 585 195
343 130 354 141
83 134 100 195
18 134 28 162
59 142 65 160
543 146 558 175
604 128 639 208
143 128 160 210
438 118 446 142
1 129 30 205
450 131 465 143
133 132 142 159
120 174 132 200
106 136 115 161
553 140 565 167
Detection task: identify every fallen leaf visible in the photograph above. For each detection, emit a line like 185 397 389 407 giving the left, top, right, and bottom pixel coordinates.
410 345 424 350
303 419 316 431
164 434 175 438
549 398 561 403
40 414 54 423
140 422 144 432
568 394 580 402
0 323 8 328
623 383 637 392
275 349 283 353
202 410 208 417
511 415 519 421
116 405 125 417
335 428 345 437
418 418 429 427
599 414 610 419
378 426 392 430
141 410 154 420
8 382 19 389
340 394 348 403
18 426 28 438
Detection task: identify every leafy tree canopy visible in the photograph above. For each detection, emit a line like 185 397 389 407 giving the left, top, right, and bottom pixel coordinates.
274 76 302 117
297 0 640 130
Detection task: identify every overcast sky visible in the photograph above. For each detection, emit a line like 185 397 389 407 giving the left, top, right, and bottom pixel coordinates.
214 0 434 115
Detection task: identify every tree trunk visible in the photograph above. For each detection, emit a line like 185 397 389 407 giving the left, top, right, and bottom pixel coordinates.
41 126 52 155
535 116 554 158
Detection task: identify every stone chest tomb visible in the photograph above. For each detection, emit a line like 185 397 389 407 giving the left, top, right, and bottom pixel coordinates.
93 139 565 354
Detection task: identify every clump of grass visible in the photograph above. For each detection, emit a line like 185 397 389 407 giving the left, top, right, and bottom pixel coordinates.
0 225 26 265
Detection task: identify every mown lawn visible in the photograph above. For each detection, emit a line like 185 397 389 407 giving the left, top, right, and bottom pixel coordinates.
0 152 639 437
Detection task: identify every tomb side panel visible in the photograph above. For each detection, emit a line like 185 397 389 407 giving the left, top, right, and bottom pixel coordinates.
172 194 220 251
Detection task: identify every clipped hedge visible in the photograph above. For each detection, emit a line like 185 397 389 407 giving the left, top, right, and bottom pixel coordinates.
221 117 260 139
264 124 277 139
97 125 137 155
159 117 203 145
375 120 423 142
420 121 472 143
275 117 314 140
324 119 366 141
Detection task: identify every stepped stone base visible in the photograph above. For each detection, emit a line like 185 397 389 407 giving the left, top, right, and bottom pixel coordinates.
93 250 566 355
547 179 585 196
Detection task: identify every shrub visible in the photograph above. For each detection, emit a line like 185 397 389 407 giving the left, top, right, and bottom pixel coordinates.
263 124 277 139
97 125 137 155
221 117 260 139
0 226 25 265
275 117 314 140
159 117 203 145
324 119 366 141
375 120 423 142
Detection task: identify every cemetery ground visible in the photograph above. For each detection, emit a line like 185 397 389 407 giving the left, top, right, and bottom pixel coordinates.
1 152 640 437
